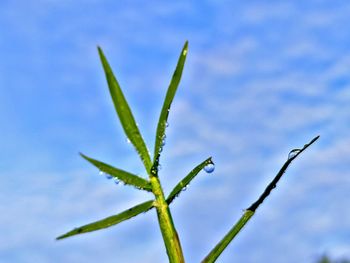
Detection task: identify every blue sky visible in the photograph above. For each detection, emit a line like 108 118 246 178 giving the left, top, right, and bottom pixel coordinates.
1 1 350 262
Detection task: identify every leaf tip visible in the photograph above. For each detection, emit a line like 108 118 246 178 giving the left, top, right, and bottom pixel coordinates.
182 41 189 56
97 46 106 61
184 40 189 48
309 135 320 145
55 234 65 241
79 152 88 160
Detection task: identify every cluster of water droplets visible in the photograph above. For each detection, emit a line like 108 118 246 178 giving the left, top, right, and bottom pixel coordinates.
159 134 166 153
99 170 120 185
151 122 169 175
99 170 111 179
159 121 168 150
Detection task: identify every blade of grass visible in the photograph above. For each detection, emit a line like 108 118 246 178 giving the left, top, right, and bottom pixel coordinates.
56 200 154 240
153 41 188 170
201 136 320 263
166 157 212 204
98 47 152 172
80 153 152 192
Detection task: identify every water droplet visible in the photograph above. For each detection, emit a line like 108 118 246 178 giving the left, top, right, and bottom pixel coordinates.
100 170 112 179
113 178 120 185
182 186 187 191
288 149 301 159
126 138 131 144
166 122 169 128
204 163 215 173
151 165 158 175
158 164 162 170
161 135 166 146
105 174 113 179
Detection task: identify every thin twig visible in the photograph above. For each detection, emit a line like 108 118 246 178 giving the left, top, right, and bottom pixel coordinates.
201 135 320 263
247 135 319 212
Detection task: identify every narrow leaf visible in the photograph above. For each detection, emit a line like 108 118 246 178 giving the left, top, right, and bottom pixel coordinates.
56 200 154 240
202 136 320 263
98 47 152 172
166 157 212 204
153 41 188 168
80 153 152 192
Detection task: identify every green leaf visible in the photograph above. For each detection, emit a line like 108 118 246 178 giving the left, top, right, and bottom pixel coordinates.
98 47 152 172
201 210 254 263
80 153 153 192
153 41 188 171
166 157 212 204
56 200 154 240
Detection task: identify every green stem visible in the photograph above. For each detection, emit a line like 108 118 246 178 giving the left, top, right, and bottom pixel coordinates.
201 210 254 263
150 176 185 263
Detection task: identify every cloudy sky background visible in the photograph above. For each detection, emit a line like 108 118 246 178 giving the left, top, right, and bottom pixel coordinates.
0 1 349 262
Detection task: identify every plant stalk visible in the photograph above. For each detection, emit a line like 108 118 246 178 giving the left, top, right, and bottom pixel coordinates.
150 176 185 263
201 210 254 263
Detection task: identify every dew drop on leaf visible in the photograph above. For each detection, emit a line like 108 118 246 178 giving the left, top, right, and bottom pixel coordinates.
126 138 131 144
204 163 215 173
288 149 301 159
113 178 120 185
161 135 166 147
100 171 112 179
105 174 113 179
